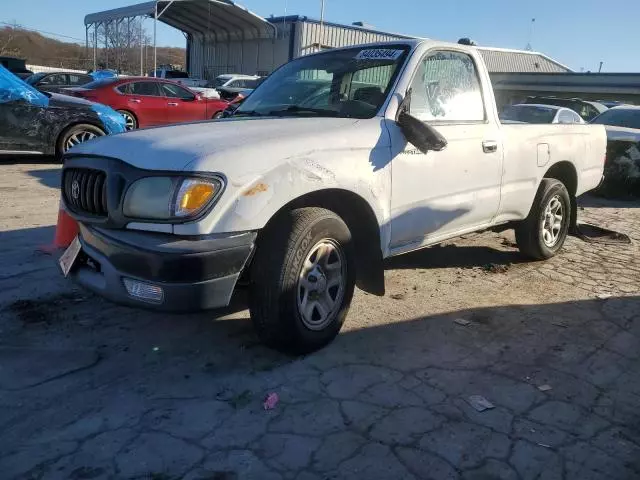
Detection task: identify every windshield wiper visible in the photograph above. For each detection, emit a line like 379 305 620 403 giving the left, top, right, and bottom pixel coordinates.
266 106 339 117
233 110 263 117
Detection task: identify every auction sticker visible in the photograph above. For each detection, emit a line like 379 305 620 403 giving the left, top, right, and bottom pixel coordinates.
355 49 404 61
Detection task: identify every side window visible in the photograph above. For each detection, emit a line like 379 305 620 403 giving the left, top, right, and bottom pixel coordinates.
69 74 92 86
40 73 66 85
583 105 598 121
571 111 582 123
130 82 160 96
116 83 133 94
409 50 485 123
161 83 195 99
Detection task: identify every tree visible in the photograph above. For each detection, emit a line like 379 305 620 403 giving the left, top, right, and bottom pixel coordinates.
0 23 22 57
94 18 151 74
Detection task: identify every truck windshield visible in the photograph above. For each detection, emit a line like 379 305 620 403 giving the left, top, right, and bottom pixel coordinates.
235 46 409 119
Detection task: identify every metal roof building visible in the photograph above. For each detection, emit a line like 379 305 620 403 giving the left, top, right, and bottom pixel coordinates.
476 46 571 73
84 0 571 80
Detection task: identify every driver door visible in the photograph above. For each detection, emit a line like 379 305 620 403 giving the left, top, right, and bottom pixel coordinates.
389 50 503 251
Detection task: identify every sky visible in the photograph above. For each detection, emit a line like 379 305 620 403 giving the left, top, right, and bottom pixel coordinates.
2 0 639 72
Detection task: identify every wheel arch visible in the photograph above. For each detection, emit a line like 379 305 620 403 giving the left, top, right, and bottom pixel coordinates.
55 121 106 157
543 160 578 229
255 188 386 296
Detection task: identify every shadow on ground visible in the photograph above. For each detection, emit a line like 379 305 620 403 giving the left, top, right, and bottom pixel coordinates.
0 293 639 479
0 155 57 165
26 168 61 190
385 243 526 271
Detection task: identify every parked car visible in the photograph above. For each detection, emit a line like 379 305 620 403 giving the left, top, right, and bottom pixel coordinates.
150 67 207 88
65 77 228 130
209 74 262 100
0 56 33 79
0 65 125 158
589 106 640 196
60 40 606 353
500 104 584 124
210 73 260 89
25 71 93 93
523 96 607 122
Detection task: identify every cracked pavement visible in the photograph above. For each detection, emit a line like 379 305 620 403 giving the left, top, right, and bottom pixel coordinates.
1 162 639 480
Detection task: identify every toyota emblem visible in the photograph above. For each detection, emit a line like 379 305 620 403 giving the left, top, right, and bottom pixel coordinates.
71 180 80 200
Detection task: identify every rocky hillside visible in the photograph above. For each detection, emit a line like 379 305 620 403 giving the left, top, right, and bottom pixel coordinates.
0 26 185 74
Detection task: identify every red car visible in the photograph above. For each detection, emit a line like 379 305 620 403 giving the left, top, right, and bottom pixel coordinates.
65 77 228 130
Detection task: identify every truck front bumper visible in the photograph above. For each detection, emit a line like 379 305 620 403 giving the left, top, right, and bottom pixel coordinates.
70 224 256 312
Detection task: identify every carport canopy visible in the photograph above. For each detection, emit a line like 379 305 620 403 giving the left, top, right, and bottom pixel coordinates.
84 0 276 73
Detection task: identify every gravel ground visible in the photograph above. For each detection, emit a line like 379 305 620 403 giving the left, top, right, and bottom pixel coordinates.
1 160 639 480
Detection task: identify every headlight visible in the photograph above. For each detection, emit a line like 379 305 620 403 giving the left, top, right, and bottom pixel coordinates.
123 176 223 220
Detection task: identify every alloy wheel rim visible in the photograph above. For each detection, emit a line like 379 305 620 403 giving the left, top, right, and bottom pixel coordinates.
122 112 136 130
541 194 564 247
64 130 98 152
296 239 346 331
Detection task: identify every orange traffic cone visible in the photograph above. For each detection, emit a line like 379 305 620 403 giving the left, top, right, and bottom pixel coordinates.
38 196 79 254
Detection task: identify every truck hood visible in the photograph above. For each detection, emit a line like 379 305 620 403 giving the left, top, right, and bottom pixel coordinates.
68 117 374 176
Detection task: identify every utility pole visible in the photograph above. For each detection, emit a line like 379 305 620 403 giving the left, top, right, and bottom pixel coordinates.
320 0 325 30
140 20 144 75
598 61 603 73
525 18 535 51
153 2 157 77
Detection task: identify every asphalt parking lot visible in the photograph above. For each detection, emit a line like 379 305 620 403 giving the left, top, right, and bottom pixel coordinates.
1 160 639 480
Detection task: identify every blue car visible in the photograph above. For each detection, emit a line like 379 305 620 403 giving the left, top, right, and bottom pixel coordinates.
0 65 126 159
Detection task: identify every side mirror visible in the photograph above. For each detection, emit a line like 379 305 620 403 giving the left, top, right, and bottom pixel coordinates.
397 111 447 153
396 89 447 154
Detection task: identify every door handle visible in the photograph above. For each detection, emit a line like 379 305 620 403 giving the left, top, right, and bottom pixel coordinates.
482 140 498 153
128 98 141 103
167 102 179 107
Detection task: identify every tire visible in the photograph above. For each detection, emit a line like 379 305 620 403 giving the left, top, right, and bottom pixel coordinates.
249 207 356 354
56 123 105 159
212 111 224 119
116 110 138 130
515 179 572 260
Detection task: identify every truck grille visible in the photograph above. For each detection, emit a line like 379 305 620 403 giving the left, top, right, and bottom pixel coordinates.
63 168 108 217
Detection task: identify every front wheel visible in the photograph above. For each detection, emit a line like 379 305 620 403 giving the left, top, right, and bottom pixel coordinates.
249 207 356 354
515 179 572 260
56 124 105 159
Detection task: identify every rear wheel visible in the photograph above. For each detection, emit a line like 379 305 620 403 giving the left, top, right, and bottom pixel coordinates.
515 179 571 260
249 207 356 354
56 124 105 159
116 110 137 130
212 111 224 119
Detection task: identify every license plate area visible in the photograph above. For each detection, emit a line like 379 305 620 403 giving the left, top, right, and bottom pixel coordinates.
58 236 82 277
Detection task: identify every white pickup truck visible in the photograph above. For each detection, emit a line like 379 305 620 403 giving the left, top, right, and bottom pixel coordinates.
61 39 606 353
